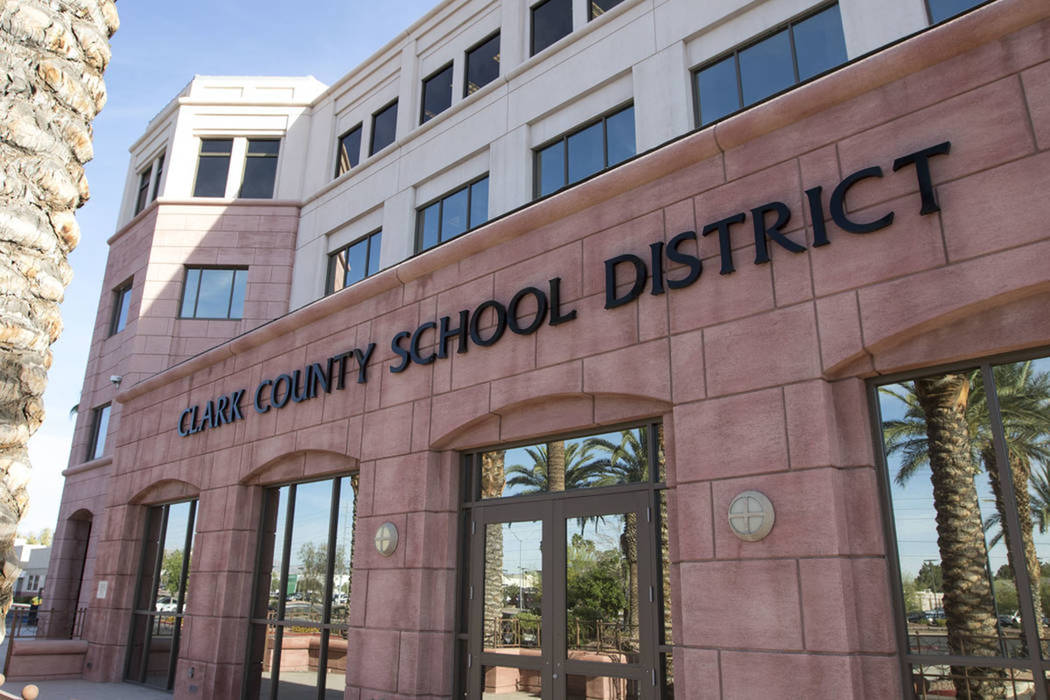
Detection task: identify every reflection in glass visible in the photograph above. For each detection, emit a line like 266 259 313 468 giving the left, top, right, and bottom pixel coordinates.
531 0 572 56
697 55 740 125
470 178 489 232
441 187 469 241
928 0 985 24
285 480 333 622
605 106 635 168
566 675 639 700
422 64 453 123
196 269 236 318
193 139 232 197
565 512 639 664
738 29 794 105
370 101 398 156
482 666 542 699
792 5 847 81
419 203 440 251
484 521 542 654
566 122 604 184
466 34 500 95
537 141 564 198
588 0 625 20
240 139 280 199
335 126 361 177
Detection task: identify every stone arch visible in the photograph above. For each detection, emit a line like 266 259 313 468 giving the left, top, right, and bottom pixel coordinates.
41 508 95 637
129 478 200 505
240 449 358 487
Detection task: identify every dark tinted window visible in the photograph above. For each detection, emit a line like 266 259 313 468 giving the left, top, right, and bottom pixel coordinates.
465 33 500 96
534 104 634 198
927 0 985 23
193 138 232 197
336 125 362 178
370 101 398 156
416 175 490 253
110 282 132 335
239 139 279 199
88 404 110 461
135 166 151 215
588 0 625 20
421 64 453 124
180 267 248 319
326 230 382 295
531 0 572 56
695 4 848 126
151 153 164 202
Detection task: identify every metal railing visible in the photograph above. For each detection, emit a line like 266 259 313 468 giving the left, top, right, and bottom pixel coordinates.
7 607 87 641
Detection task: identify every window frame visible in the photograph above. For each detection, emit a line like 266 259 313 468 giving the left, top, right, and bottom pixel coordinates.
325 229 383 295
238 138 281 199
109 279 133 336
192 138 234 198
464 31 501 97
86 403 111 462
334 124 363 178
869 347 1050 699
420 62 455 125
532 102 635 199
178 266 249 320
150 152 164 203
414 174 490 254
691 2 847 128
530 0 574 57
587 0 626 21
369 99 399 157
134 165 152 215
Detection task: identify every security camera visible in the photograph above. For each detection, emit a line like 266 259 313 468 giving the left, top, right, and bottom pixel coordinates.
110 375 123 385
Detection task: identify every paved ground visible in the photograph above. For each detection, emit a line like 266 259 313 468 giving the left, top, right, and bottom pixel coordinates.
0 680 170 699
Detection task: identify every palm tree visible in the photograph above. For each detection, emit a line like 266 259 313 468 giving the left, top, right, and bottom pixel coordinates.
480 450 506 647
504 441 597 495
0 0 117 639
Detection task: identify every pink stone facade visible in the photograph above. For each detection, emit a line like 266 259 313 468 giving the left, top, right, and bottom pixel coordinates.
41 0 1050 697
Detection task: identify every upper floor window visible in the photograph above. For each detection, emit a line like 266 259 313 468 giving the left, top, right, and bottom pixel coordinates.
421 63 453 124
326 230 382 295
151 153 164 203
192 138 233 197
370 100 398 156
417 175 489 253
465 32 500 96
694 4 847 126
134 166 152 215
534 104 635 198
109 280 132 336
588 0 625 20
531 0 572 56
926 0 986 24
239 139 280 199
87 403 110 462
179 267 247 320
335 124 362 178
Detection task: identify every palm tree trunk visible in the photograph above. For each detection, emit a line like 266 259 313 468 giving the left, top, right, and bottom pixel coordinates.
0 0 117 642
547 441 566 492
915 376 1004 697
621 511 639 653
481 451 506 647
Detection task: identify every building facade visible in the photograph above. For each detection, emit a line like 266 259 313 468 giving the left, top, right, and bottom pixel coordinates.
31 0 1050 697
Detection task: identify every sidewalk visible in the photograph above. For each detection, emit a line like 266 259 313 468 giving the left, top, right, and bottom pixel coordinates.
1 680 170 699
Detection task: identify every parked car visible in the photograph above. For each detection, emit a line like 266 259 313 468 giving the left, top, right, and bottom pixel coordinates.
155 596 178 613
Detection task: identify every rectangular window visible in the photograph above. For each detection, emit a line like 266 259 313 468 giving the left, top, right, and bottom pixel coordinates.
334 125 362 178
151 153 164 202
369 100 398 156
534 104 635 198
421 63 454 124
588 0 625 20
416 175 489 253
531 0 572 56
693 4 847 126
875 354 1050 697
326 230 382 295
134 166 152 215
192 138 233 197
465 32 500 96
239 139 280 199
87 404 110 462
109 280 132 336
926 0 986 24
179 267 248 319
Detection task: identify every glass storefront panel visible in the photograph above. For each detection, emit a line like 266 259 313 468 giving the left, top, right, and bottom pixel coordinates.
484 520 543 654
565 674 639 700
482 665 542 699
284 480 333 622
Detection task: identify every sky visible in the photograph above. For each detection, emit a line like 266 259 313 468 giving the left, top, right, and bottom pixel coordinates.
20 0 439 536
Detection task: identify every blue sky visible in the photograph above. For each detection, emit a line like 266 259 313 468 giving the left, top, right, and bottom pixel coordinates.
22 1 438 535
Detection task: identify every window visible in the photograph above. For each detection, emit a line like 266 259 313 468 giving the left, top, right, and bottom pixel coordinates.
416 175 489 253
244 476 355 698
110 280 132 336
179 267 248 320
151 153 164 202
455 423 673 697
326 230 382 295
134 165 152 215
926 0 987 24
588 0 625 20
125 500 196 690
334 125 362 178
531 0 572 56
875 353 1050 697
421 63 453 124
369 100 398 156
192 138 233 197
534 104 635 198
465 32 500 96
87 404 110 462
694 4 847 126
239 139 280 198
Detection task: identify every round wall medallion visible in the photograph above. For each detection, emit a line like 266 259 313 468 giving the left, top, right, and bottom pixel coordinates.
374 521 399 557
728 490 775 542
